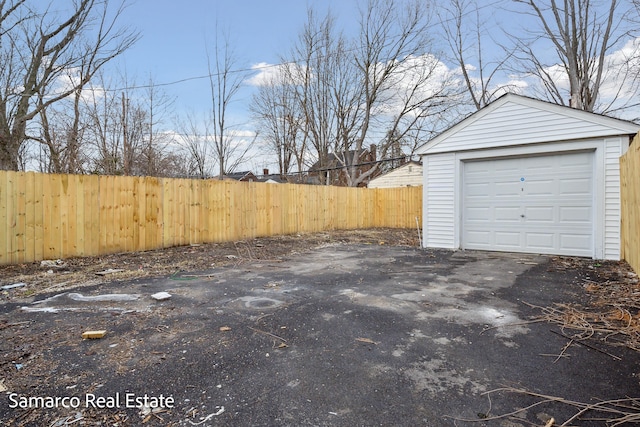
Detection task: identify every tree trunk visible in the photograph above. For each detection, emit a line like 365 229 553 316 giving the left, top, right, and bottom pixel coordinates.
0 135 21 171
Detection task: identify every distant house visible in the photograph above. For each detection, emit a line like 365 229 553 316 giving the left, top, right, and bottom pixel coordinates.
257 169 286 184
221 171 258 182
368 161 422 188
309 145 377 186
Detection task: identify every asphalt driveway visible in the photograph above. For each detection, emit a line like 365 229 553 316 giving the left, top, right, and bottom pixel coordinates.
1 244 638 426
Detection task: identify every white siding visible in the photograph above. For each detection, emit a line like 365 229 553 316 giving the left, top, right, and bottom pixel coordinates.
368 163 422 188
423 154 456 249
604 137 623 259
426 101 625 154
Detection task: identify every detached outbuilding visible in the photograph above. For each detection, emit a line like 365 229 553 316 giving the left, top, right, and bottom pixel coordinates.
368 161 422 188
416 93 639 260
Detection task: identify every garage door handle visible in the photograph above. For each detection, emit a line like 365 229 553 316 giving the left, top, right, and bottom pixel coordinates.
520 214 525 218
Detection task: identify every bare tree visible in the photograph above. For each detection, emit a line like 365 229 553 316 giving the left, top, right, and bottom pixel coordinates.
288 9 339 184
338 0 456 187
85 73 121 174
438 0 516 111
510 0 640 114
250 69 304 176
0 0 138 171
135 76 175 176
206 30 251 179
175 111 215 178
82 72 146 176
34 74 90 173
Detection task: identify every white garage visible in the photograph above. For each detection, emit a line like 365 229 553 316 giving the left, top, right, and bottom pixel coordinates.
416 93 639 259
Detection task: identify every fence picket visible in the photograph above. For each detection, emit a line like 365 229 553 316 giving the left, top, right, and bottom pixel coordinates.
621 133 640 273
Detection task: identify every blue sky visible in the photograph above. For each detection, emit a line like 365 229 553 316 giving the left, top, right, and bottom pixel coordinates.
117 0 362 117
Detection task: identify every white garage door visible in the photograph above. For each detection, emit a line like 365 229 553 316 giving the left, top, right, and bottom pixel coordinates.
462 151 594 257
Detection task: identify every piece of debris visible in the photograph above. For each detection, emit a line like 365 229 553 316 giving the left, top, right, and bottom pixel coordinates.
0 321 31 330
355 337 378 345
82 330 107 339
188 407 225 425
14 364 23 370
219 326 232 332
139 405 167 418
263 282 280 289
1 283 26 290
95 268 125 276
151 292 172 301
225 255 238 259
0 379 7 392
68 292 139 302
40 259 66 268
51 412 83 427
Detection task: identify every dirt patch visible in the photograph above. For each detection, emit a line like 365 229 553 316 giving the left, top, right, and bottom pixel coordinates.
533 256 640 353
0 228 419 302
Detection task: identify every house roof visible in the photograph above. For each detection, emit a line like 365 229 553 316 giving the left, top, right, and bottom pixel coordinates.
416 93 640 155
225 171 256 181
257 174 286 183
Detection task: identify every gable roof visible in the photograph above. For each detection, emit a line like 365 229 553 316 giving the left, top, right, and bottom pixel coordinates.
416 93 640 155
225 171 257 181
258 174 286 183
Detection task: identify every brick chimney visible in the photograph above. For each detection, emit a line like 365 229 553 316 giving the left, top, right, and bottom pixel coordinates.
369 144 376 161
263 168 269 176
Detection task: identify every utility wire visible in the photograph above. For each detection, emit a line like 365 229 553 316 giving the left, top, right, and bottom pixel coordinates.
104 0 509 93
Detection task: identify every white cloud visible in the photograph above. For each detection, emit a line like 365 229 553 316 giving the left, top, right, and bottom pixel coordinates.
246 61 309 87
48 67 107 105
516 36 640 117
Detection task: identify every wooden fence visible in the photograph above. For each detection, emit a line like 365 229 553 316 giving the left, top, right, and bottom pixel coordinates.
0 171 422 265
621 133 640 273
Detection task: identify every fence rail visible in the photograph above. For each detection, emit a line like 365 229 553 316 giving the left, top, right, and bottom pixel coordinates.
621 133 640 273
0 171 422 265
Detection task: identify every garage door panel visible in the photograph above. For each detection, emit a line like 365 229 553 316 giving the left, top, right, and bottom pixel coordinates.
466 207 491 221
465 182 491 197
463 152 594 257
495 232 521 247
525 232 555 249
494 164 521 174
494 181 521 197
465 230 492 246
494 206 521 221
559 206 591 222
560 234 592 250
525 179 555 195
524 206 554 222
558 152 592 167
559 178 592 195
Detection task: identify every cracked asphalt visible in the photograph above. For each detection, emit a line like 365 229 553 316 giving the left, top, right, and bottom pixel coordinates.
1 244 638 426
